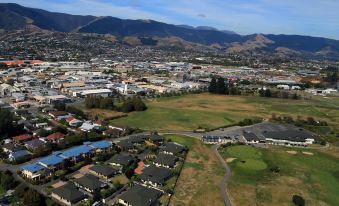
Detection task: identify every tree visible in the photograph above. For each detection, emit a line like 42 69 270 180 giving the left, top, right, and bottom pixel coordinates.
133 97 147 111
208 77 217 93
216 77 226 94
53 102 66 111
292 195 305 206
23 189 46 206
0 109 15 137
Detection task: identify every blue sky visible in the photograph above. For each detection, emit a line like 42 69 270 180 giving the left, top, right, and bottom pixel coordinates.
1 0 339 39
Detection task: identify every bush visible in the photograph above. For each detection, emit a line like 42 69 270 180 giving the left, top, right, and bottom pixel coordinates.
292 195 305 206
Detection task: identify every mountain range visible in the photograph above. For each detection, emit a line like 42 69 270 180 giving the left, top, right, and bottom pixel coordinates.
1 3 339 57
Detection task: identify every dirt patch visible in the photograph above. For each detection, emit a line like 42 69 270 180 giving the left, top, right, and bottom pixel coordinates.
286 150 297 154
79 164 93 174
302 152 314 156
51 181 66 188
72 172 84 179
226 157 237 163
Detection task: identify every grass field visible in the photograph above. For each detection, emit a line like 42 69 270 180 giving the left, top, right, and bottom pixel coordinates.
164 135 225 206
221 145 339 206
110 93 339 132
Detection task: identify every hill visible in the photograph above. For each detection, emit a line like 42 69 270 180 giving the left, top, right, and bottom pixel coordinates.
1 3 339 57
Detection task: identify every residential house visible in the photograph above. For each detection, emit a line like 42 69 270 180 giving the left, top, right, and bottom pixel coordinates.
108 154 136 168
89 165 119 180
47 132 65 143
160 142 185 156
79 121 100 132
139 165 172 188
37 154 64 171
12 134 33 143
21 163 47 181
153 154 178 168
8 150 31 162
118 184 162 206
73 174 106 193
51 183 86 206
24 139 46 151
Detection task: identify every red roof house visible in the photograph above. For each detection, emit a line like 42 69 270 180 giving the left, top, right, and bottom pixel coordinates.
13 134 33 143
47 132 65 142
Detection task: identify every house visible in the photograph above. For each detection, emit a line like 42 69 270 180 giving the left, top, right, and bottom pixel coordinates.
118 184 162 206
243 131 265 144
59 145 93 163
73 174 106 193
153 154 178 168
21 163 47 181
8 150 31 162
48 111 69 119
47 132 65 142
24 139 46 151
89 165 119 179
148 134 163 144
51 183 86 206
262 129 315 147
3 143 24 153
202 135 231 144
66 117 82 127
12 134 33 143
37 154 64 170
108 154 136 168
139 165 172 188
86 140 112 153
116 140 135 151
160 142 185 155
79 121 100 132
103 128 122 138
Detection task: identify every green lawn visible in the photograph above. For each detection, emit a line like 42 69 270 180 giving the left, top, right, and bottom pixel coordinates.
110 93 339 133
222 145 339 206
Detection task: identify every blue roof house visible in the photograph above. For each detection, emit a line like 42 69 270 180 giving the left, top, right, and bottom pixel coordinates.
38 154 64 169
59 145 93 163
88 140 112 151
21 163 45 180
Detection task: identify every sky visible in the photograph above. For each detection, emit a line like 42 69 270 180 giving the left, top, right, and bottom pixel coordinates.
1 0 339 39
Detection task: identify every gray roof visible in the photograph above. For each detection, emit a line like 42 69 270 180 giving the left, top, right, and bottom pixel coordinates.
154 154 178 167
90 164 118 177
140 165 172 185
52 183 86 204
108 154 135 166
119 184 162 206
263 129 315 142
74 174 103 191
160 142 185 154
25 139 45 149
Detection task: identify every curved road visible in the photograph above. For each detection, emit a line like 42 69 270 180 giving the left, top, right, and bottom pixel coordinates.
159 132 233 206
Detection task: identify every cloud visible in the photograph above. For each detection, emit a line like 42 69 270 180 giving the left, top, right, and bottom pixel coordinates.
197 13 206 18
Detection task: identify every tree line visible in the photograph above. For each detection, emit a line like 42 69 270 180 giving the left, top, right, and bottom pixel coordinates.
85 96 147 113
208 77 300 99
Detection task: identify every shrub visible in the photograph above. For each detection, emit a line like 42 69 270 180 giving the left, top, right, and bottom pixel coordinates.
292 195 305 206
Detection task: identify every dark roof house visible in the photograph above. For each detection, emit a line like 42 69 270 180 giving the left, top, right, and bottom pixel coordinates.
108 154 136 167
51 183 86 205
153 153 178 168
139 165 172 187
73 174 105 193
118 184 162 206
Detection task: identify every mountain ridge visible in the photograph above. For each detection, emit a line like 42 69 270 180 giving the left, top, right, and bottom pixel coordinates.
1 3 339 57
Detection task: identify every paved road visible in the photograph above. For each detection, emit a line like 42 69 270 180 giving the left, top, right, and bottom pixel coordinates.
212 145 233 206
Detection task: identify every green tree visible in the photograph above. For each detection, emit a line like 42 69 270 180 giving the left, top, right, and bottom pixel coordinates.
208 77 217 93
0 109 15 137
216 77 226 94
23 189 46 206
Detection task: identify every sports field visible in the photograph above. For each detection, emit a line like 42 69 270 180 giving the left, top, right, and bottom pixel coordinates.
221 145 339 206
164 135 225 206
110 93 339 131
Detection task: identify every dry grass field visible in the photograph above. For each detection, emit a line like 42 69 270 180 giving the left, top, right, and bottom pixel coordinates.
164 135 225 206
